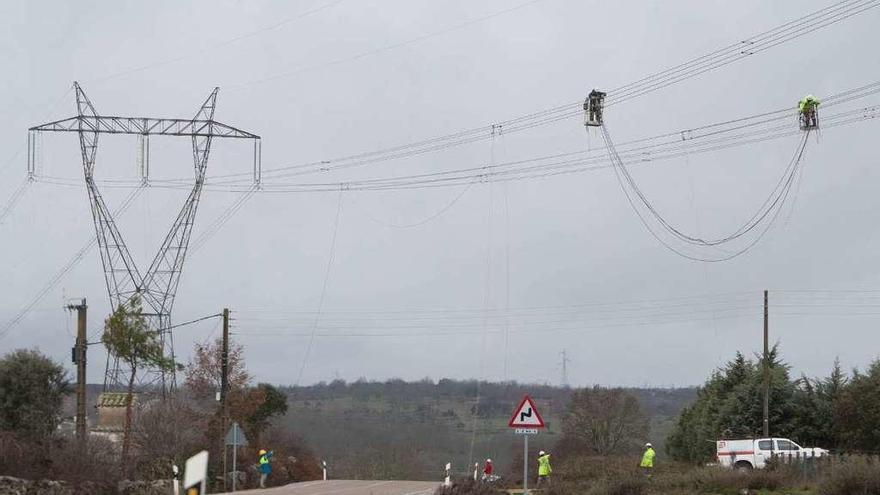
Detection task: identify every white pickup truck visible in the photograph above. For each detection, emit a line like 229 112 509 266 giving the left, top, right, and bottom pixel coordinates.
716 438 828 469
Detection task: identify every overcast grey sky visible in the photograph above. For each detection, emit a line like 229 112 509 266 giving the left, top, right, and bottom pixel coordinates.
2 0 880 388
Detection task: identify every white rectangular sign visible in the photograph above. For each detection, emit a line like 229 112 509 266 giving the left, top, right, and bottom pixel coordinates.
183 450 208 494
515 428 538 435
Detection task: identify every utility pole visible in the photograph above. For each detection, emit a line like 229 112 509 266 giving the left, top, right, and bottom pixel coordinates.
67 298 88 443
763 290 770 438
221 308 230 404
222 308 230 492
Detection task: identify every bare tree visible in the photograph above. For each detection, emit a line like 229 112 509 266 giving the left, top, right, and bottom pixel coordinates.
132 396 206 480
185 338 250 402
560 387 649 456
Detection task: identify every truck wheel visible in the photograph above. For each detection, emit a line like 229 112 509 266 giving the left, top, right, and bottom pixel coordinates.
734 461 753 471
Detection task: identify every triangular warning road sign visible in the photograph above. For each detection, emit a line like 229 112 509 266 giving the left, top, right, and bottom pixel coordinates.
508 395 545 428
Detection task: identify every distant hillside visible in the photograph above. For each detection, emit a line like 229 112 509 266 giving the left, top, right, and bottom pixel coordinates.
277 380 697 481
65 381 696 481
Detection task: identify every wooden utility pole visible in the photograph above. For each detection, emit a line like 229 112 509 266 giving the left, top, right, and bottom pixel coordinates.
763 290 770 438
222 308 230 491
68 298 88 443
221 308 230 404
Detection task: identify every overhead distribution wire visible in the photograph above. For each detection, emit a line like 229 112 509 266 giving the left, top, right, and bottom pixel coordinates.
0 186 145 340
203 0 878 182
165 312 223 331
227 292 880 339
234 313 760 339
228 292 880 337
231 291 880 316
234 290 756 314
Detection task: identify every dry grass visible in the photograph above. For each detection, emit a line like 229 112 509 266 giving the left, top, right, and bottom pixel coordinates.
507 456 820 495
818 458 880 495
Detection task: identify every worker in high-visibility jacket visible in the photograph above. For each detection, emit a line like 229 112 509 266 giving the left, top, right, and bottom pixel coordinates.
640 443 656 477
258 449 274 488
798 94 820 128
537 450 552 487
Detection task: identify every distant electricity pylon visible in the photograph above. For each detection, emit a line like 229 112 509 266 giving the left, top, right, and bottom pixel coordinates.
28 82 261 393
560 349 571 388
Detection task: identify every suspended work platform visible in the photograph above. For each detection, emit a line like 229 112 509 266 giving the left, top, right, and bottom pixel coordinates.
584 89 607 127
798 94 820 131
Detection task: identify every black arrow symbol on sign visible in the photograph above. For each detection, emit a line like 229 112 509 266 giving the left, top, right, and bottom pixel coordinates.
520 408 533 422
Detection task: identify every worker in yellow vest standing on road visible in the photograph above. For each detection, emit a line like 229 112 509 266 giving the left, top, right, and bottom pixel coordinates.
640 443 655 478
536 450 552 488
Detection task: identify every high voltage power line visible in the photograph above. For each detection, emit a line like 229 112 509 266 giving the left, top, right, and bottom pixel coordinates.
226 0 547 91
88 0 348 84
202 0 880 182
17 83 879 291
0 178 31 225
6 0 878 226
34 80 880 192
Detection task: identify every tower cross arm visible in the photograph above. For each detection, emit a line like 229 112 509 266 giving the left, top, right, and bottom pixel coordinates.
29 115 259 139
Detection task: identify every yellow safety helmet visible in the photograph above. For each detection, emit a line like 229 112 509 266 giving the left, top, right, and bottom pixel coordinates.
259 449 267 455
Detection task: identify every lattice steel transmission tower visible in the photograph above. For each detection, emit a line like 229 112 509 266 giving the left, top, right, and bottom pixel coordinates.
28 82 261 393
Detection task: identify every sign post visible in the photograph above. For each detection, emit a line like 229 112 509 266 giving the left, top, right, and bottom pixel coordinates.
224 422 249 492
523 434 528 494
508 395 545 495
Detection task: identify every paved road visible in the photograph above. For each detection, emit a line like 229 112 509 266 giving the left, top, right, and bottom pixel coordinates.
219 479 439 495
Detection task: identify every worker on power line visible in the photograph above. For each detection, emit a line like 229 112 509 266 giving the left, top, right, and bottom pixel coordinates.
585 89 607 127
640 443 656 477
798 94 820 129
536 450 552 487
258 449 274 488
482 458 493 480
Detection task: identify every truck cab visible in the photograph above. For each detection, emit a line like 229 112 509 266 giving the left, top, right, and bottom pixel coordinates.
716 438 827 469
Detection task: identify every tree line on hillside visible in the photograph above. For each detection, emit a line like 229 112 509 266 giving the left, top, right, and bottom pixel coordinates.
282 378 694 420
283 378 572 404
666 345 880 463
